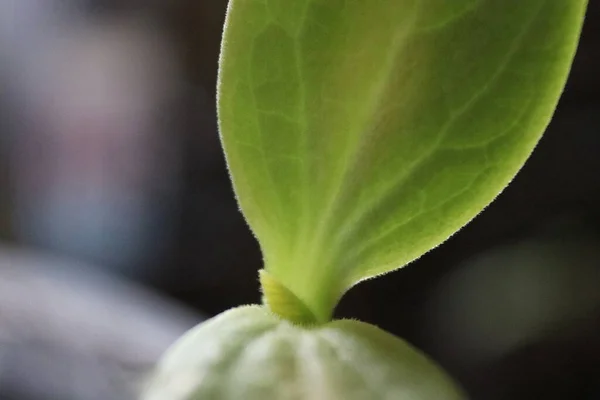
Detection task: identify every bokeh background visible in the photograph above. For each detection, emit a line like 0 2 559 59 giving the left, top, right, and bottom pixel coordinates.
0 1 598 399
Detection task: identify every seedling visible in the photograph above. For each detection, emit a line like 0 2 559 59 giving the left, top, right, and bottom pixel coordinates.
143 1 587 399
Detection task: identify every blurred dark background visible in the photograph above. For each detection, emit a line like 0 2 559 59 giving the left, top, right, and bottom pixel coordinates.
0 1 598 399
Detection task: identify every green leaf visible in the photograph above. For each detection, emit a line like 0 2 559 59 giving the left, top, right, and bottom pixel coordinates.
218 0 587 323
